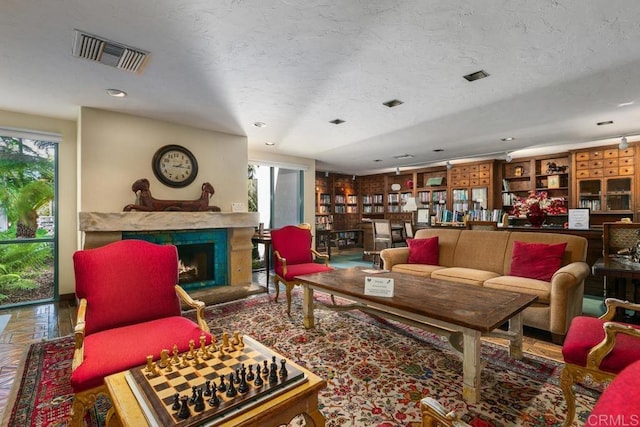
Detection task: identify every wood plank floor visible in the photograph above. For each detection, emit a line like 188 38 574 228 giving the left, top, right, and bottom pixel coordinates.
0 271 565 422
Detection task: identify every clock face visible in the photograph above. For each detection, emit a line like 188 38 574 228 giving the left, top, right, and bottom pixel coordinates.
152 145 198 187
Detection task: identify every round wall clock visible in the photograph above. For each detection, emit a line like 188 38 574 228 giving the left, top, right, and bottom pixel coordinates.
152 144 198 188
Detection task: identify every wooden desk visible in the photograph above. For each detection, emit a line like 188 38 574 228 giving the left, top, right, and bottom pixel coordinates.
251 234 271 291
296 267 536 404
104 346 326 427
315 229 363 258
593 257 640 302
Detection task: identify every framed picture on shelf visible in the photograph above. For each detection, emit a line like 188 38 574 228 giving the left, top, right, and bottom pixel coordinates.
568 208 590 230
513 165 524 177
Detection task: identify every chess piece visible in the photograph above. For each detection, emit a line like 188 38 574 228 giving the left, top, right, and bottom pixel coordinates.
263 360 269 376
222 332 230 349
145 355 158 377
208 336 218 353
235 368 241 384
172 393 181 411
159 349 169 369
218 375 227 393
208 384 220 407
199 335 210 359
247 364 255 381
226 373 238 397
238 366 249 394
188 339 196 360
279 359 288 378
204 380 212 397
269 356 278 384
181 353 189 368
171 345 180 365
194 388 205 412
189 385 198 405
254 364 264 387
178 396 191 419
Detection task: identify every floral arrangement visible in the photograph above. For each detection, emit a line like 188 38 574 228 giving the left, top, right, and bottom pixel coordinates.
510 191 567 217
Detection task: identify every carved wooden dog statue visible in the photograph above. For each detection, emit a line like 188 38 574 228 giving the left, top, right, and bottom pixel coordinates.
123 178 221 212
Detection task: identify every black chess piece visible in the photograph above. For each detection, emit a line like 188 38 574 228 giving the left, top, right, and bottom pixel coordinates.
204 380 212 397
189 385 198 405
269 356 278 384
263 360 269 376
226 373 238 397
279 359 288 378
247 364 255 381
194 388 205 412
178 396 191 419
208 383 220 407
254 363 264 387
218 375 227 393
238 366 249 394
172 393 181 411
235 368 241 384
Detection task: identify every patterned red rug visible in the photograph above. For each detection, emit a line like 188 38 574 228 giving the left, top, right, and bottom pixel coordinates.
3 291 600 426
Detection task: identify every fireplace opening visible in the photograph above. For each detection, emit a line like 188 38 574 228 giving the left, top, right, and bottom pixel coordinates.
177 243 214 287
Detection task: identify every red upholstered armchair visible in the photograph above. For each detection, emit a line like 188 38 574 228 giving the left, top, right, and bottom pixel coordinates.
271 224 333 315
69 239 212 427
585 358 640 426
560 298 640 426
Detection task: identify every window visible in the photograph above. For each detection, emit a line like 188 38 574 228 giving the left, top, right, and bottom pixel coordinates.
249 164 303 229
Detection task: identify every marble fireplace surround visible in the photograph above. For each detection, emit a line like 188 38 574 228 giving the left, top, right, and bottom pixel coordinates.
78 212 260 287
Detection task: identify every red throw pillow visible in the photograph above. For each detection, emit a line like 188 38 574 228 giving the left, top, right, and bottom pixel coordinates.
509 241 567 281
407 237 439 265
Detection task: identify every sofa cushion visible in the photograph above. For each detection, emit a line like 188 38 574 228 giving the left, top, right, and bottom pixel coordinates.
407 237 439 265
71 316 212 392
509 241 567 281
483 276 551 304
430 267 500 287
390 263 445 277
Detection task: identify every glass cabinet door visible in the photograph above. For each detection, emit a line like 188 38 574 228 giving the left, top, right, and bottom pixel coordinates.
605 177 632 211
578 179 602 211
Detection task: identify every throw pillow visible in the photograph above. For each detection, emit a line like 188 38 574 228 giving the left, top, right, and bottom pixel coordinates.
407 237 439 265
509 241 567 281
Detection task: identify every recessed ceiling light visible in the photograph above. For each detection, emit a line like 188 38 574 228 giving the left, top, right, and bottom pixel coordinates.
463 70 490 82
329 119 345 125
433 148 444 152
264 142 275 146
373 159 383 162
253 122 267 128
501 137 515 141
618 101 635 107
597 120 614 126
392 154 414 160
383 99 404 108
106 88 127 97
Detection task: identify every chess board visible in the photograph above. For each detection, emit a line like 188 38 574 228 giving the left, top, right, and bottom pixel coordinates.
127 335 307 427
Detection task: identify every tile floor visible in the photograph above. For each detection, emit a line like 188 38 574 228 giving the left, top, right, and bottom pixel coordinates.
0 268 565 422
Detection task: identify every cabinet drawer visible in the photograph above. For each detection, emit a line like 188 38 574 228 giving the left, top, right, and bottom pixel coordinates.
589 160 604 169
604 167 619 176
479 163 491 172
620 157 634 167
576 160 590 169
452 166 469 174
469 172 480 179
469 165 479 173
591 168 604 177
620 166 634 176
470 179 480 186
604 149 619 158
479 171 490 178
604 158 619 167
452 179 469 186
576 170 591 178
479 178 491 185
576 152 590 161
620 147 635 157
589 151 604 160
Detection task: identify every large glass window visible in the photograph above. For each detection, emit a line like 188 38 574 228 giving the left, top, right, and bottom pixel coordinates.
0 135 57 307
249 164 303 229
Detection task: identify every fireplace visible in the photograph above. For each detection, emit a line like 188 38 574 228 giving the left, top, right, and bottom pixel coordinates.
122 229 228 290
79 211 259 289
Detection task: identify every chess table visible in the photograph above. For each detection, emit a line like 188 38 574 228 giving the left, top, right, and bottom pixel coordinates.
103 335 326 427
296 267 537 404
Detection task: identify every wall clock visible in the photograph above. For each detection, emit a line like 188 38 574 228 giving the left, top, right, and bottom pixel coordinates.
152 144 198 188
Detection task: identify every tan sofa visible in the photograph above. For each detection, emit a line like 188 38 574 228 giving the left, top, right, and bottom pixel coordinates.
380 228 591 342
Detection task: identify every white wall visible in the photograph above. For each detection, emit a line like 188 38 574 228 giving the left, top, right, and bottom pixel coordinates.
79 107 248 212
0 109 77 295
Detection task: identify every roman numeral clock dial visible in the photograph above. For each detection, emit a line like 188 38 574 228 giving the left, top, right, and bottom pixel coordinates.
152 145 199 188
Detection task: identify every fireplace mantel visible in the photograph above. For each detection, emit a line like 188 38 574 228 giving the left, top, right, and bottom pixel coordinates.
78 211 260 287
79 211 259 232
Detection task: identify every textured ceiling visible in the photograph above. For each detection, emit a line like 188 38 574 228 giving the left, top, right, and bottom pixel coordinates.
2 1 640 174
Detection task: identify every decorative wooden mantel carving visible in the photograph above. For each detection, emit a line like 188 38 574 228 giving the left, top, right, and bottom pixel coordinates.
78 212 260 287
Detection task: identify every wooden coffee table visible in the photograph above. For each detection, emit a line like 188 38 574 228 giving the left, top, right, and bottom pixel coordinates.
296 267 537 404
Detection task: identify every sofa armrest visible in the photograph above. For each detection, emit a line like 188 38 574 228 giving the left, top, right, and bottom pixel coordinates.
549 261 591 336
380 247 410 270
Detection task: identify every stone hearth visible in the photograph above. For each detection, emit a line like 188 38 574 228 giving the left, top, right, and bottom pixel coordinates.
79 212 260 287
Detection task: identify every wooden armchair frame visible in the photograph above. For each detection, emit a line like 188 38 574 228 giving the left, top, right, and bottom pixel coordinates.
560 298 640 427
420 397 471 427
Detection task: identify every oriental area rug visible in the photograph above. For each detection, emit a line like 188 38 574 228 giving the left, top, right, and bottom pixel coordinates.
4 291 600 427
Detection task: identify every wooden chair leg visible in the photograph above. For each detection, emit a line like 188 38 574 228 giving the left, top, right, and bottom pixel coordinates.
559 367 577 427
69 386 105 427
274 276 281 302
285 283 295 316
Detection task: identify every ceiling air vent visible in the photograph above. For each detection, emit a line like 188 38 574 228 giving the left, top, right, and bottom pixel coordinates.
72 30 150 74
